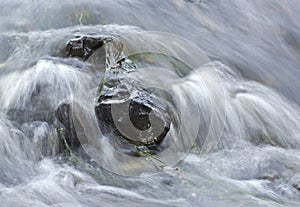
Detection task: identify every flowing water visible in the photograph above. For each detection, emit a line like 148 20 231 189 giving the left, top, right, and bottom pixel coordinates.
1 0 300 206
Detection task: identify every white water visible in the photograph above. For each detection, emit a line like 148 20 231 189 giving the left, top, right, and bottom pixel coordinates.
1 1 300 206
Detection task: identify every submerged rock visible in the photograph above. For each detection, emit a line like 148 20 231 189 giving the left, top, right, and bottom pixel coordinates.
55 103 81 150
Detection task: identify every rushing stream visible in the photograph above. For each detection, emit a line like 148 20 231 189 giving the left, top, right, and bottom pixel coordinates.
1 0 300 206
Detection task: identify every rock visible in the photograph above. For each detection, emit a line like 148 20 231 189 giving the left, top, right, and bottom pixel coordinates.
55 103 81 150
95 64 171 148
61 35 171 154
94 39 171 149
64 35 111 61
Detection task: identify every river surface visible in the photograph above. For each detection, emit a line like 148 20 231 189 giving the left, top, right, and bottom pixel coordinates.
1 1 300 207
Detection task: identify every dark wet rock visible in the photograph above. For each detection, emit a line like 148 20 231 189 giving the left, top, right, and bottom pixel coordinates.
64 35 111 61
95 40 171 148
60 35 171 153
7 104 81 154
95 62 171 148
78 36 173 149
7 109 56 124
55 103 81 150
21 121 60 159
